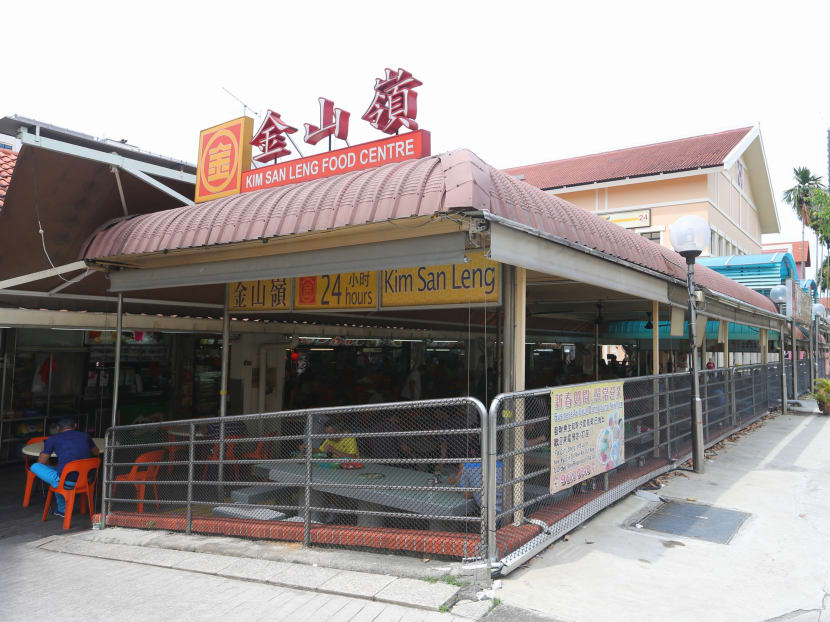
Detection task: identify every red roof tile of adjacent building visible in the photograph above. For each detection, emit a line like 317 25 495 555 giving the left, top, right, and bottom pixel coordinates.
83 149 777 314
503 127 753 190
0 148 17 210
762 241 810 265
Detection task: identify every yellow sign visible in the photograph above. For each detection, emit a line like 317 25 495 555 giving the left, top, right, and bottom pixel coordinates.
602 208 650 229
294 271 376 310
195 117 253 204
229 279 290 312
380 252 499 308
549 380 625 492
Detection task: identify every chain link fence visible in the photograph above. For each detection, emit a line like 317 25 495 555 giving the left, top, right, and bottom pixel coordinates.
486 363 785 573
103 397 488 560
797 359 810 395
101 363 787 569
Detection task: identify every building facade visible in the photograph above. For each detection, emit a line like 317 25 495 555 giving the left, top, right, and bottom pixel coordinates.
504 126 779 256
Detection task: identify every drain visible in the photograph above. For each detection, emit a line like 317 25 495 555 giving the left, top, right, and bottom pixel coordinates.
635 500 749 544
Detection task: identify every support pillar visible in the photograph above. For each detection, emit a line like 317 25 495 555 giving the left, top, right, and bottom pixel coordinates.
511 267 526 525
111 293 123 429
722 321 729 369
218 284 230 499
780 324 788 414
652 301 660 457
760 329 768 365
791 321 798 397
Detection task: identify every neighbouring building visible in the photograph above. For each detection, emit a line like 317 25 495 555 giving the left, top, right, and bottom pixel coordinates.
762 240 811 279
504 126 779 256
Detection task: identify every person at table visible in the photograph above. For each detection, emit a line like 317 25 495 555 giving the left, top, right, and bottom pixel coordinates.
31 417 99 518
300 422 360 459
448 439 503 519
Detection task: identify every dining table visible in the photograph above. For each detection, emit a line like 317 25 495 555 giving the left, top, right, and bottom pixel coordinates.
252 461 472 529
22 438 106 457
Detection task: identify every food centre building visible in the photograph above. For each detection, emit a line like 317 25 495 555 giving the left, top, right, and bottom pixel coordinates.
0 70 821 571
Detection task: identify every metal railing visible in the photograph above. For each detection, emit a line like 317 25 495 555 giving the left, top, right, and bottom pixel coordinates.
100 363 787 570
103 397 488 560
486 363 784 573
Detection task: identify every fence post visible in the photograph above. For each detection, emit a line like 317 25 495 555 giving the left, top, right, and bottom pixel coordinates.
186 423 194 535
730 368 737 427
664 377 672 461
477 398 490 563
304 412 312 547
701 372 709 442
486 397 498 565
102 428 111 528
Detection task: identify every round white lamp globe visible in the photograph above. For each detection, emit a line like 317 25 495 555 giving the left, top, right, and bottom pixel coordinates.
670 215 710 259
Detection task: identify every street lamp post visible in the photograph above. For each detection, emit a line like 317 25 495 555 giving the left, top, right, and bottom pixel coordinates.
670 215 710 474
770 285 788 414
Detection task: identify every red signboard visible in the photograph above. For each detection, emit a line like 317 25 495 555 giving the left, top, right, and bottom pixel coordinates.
241 129 430 193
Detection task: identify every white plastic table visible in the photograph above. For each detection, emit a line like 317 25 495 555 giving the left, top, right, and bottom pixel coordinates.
22 438 105 457
253 461 471 528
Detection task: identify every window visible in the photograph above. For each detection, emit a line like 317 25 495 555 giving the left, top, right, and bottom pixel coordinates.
641 231 661 243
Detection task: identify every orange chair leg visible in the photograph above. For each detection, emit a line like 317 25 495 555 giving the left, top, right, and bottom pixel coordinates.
136 484 146 513
42 490 53 522
23 471 37 507
63 492 75 530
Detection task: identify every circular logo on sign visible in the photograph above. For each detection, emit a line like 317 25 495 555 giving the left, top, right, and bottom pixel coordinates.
199 128 239 194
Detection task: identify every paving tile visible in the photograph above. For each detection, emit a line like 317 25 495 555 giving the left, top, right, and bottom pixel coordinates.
213 556 282 581
264 562 341 590
170 550 238 574
349 601 391 622
373 604 407 622
318 568 397 598
450 599 492 620
375 578 458 611
326 598 369 621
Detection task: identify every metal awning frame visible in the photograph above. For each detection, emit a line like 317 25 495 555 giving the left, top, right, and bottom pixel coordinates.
16 127 195 206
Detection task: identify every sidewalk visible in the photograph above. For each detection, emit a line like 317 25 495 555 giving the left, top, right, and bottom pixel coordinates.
2 531 499 621
497 412 830 622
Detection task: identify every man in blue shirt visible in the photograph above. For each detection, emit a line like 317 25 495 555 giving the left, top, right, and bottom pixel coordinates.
30 417 99 517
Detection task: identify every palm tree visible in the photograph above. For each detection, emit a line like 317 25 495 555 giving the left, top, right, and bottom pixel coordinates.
783 167 824 279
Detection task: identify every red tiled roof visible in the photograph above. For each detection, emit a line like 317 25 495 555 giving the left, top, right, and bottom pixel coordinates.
0 148 17 210
504 127 753 190
83 148 777 314
762 241 810 265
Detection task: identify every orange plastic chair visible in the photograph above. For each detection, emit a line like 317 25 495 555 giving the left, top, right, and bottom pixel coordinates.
166 432 185 476
201 436 242 480
23 436 49 507
41 457 100 530
238 437 274 479
112 449 164 513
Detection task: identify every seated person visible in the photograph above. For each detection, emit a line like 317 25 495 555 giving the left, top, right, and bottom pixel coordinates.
448 440 503 517
301 423 360 459
31 417 99 518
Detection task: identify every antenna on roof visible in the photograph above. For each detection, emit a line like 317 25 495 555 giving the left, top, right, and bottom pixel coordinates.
221 87 259 119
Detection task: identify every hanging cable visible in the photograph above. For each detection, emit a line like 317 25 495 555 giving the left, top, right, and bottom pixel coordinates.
30 149 69 281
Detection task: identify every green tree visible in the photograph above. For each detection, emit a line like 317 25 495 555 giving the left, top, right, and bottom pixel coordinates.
783 167 824 225
783 167 824 283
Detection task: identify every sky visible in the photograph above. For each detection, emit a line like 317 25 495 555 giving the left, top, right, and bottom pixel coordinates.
3 0 830 276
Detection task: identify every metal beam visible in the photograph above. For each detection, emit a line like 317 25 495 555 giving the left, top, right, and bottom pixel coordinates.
0 288 223 309
111 166 129 215
0 261 87 290
48 269 93 294
108 233 466 292
17 129 195 184
489 222 671 304
121 166 194 206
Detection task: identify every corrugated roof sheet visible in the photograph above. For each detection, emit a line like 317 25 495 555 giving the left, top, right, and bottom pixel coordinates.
698 253 798 293
503 127 753 189
83 148 776 314
0 148 16 210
